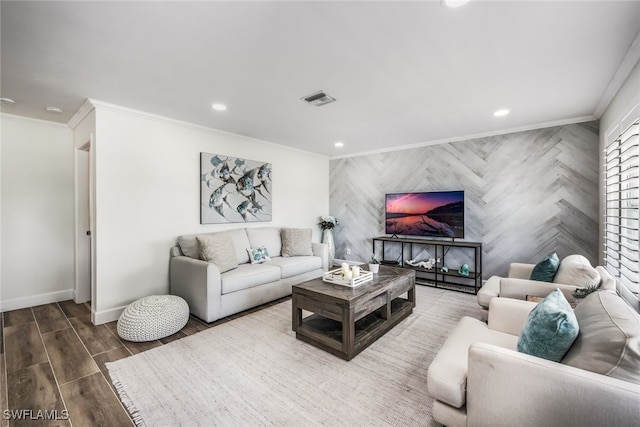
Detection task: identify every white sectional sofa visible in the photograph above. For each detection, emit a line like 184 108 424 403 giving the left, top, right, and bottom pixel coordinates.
170 227 328 322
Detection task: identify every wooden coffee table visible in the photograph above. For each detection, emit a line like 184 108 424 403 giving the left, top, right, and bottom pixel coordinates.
292 265 416 360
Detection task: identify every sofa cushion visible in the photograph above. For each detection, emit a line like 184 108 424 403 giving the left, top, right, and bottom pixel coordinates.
246 227 282 257
221 263 281 294
562 291 640 385
177 234 202 259
197 234 238 273
529 252 560 282
247 246 270 264
226 228 251 264
427 316 518 408
281 228 313 257
265 256 321 279
517 289 579 362
553 254 599 288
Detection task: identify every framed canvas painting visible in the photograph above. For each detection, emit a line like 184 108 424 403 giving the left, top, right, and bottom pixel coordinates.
200 153 272 224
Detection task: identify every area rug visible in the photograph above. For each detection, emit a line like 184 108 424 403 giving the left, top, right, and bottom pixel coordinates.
106 285 481 426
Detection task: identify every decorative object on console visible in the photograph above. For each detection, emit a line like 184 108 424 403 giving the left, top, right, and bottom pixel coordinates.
200 152 272 224
369 254 380 273
458 264 470 277
441 266 449 272
318 216 337 267
529 252 560 282
406 258 440 270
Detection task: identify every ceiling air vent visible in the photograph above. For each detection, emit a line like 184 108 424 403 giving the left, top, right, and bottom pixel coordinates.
301 91 336 107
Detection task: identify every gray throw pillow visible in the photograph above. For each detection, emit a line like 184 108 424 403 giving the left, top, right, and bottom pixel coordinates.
281 228 313 257
197 233 238 273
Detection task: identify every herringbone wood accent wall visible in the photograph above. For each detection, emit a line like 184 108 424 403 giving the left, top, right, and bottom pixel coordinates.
329 121 599 278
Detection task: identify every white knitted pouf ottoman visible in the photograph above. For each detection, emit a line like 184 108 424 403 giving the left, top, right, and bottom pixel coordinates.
117 295 189 342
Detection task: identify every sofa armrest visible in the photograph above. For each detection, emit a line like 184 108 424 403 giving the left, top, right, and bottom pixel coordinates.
467 343 640 427
312 242 329 271
500 278 578 303
507 262 535 279
170 256 222 323
487 298 536 336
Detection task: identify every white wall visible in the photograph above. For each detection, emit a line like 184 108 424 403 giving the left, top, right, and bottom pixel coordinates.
0 114 75 310
92 102 329 323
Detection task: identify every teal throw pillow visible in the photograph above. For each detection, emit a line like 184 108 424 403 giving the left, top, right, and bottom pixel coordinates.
529 252 560 282
517 288 579 362
247 246 270 264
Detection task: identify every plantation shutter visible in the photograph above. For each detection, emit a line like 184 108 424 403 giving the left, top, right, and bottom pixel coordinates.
604 104 640 311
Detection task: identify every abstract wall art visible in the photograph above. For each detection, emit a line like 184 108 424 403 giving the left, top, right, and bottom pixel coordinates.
200 152 272 224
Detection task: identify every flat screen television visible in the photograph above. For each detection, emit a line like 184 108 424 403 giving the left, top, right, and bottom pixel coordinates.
385 191 464 239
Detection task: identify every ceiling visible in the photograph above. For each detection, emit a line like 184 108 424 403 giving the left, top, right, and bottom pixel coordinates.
2 1 640 157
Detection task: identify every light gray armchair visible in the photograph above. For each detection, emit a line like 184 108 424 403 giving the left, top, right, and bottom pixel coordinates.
428 293 640 427
477 254 615 320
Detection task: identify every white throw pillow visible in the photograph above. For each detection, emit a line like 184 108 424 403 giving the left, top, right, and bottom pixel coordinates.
281 228 313 257
197 233 238 273
553 254 599 288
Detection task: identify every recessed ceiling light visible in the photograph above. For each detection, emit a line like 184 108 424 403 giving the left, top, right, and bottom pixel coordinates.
45 106 63 114
0 98 16 107
493 109 510 117
212 103 227 111
334 141 344 148
441 0 471 8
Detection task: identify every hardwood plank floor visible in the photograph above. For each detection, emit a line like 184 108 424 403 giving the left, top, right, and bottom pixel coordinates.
41 328 99 385
1 297 287 425
4 323 48 373
32 304 70 335
60 372 133 426
6 362 69 427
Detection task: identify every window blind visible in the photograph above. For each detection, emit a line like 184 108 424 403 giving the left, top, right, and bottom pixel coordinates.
604 106 640 311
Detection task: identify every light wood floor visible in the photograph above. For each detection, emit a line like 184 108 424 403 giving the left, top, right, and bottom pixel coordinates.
1 298 287 426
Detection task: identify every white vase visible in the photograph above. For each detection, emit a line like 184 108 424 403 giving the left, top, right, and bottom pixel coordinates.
322 229 335 268
368 263 380 274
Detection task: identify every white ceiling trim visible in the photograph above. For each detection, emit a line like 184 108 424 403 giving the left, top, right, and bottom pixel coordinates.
330 115 596 160
67 99 95 130
0 112 71 130
88 100 329 159
593 30 640 118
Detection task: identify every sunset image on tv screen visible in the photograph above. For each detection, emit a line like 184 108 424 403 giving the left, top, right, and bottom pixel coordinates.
385 191 464 238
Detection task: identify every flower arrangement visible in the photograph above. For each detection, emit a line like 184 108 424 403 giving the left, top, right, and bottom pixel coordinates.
369 254 381 264
318 216 338 230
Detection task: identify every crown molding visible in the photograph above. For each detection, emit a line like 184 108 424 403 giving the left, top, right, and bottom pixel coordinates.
0 112 71 130
67 99 96 130
330 115 596 160
593 31 640 118
88 99 328 159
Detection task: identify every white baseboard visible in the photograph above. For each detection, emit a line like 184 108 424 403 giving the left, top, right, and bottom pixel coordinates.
93 305 127 325
0 289 74 312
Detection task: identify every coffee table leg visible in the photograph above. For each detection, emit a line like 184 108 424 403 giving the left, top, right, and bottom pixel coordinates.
342 308 355 359
292 296 302 332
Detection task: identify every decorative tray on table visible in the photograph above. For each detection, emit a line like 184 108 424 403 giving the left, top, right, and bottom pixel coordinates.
322 268 373 287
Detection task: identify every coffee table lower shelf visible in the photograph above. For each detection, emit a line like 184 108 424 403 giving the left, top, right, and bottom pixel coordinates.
294 296 414 361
